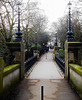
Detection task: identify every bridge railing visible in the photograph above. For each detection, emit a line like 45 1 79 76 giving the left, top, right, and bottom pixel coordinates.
54 46 65 73
55 55 65 72
24 55 37 73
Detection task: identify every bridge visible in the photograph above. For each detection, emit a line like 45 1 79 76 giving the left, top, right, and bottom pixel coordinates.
0 0 82 100
0 42 82 100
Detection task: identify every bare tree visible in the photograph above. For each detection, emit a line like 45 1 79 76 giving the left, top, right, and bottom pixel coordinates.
21 0 48 48
0 0 18 41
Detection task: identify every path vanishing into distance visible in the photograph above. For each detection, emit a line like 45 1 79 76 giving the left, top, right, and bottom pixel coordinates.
5 49 81 100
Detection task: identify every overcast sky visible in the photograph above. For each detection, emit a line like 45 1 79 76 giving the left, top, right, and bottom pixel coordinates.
38 0 68 23
22 0 68 22
23 0 78 26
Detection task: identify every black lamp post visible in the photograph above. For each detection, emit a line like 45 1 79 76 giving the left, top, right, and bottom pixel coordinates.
66 1 74 41
35 32 37 46
55 34 57 46
55 33 58 46
16 1 22 41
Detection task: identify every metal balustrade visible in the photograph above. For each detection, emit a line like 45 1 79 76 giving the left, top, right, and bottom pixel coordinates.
24 55 37 73
55 55 65 72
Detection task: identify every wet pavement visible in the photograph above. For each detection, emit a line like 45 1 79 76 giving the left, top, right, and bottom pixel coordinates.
6 49 81 100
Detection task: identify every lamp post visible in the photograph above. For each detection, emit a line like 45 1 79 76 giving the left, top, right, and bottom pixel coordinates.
54 32 58 46
35 32 37 46
66 1 74 41
16 1 22 41
55 33 58 46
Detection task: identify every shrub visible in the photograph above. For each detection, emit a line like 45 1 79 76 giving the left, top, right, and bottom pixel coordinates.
0 42 11 66
59 49 64 59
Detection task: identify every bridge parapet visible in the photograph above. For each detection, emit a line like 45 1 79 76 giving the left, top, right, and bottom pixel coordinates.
0 42 25 98
6 42 25 79
65 41 82 79
65 41 82 98
69 64 82 98
0 57 4 96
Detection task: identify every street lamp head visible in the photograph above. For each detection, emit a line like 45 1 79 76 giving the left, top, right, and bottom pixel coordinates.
68 1 72 9
17 1 22 6
17 3 21 6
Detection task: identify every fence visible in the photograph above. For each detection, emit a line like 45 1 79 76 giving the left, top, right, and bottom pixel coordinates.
55 55 65 72
24 55 37 73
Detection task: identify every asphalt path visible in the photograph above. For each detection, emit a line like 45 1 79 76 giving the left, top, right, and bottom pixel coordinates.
4 49 81 100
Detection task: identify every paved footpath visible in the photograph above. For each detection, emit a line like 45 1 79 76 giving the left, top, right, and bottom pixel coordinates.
6 50 81 100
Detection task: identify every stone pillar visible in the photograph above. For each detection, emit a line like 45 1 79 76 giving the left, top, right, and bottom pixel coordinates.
0 57 4 96
20 42 25 79
65 41 82 80
65 41 69 79
53 47 55 60
54 46 60 60
6 42 25 80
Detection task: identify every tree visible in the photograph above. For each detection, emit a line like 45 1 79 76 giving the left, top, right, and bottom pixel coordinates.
51 4 82 48
0 0 50 46
51 15 68 48
21 0 49 48
72 0 82 42
0 0 18 42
